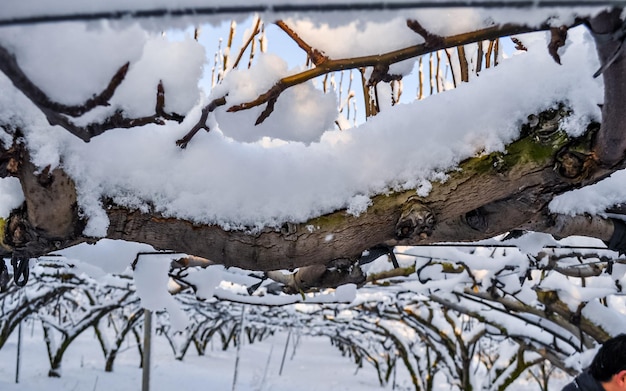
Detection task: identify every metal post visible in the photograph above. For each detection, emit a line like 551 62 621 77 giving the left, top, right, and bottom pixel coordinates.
15 321 21 383
278 329 291 376
231 305 246 391
142 309 152 391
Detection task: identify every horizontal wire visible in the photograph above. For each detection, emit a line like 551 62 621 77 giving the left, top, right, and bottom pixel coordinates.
0 1 619 27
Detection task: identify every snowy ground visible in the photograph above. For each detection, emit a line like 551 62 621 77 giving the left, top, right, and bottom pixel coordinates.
0 325 394 391
0 323 573 391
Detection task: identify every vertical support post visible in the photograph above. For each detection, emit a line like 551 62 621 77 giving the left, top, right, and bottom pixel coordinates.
279 329 291 376
15 320 22 383
142 309 152 391
231 305 246 391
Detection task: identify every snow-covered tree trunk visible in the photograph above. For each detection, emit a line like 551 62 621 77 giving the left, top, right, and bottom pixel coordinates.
1 7 626 294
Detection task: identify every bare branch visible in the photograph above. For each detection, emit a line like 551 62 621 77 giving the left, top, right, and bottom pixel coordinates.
176 96 227 148
406 19 444 48
228 20 580 124
511 37 528 51
548 26 568 65
0 43 184 142
232 17 263 69
275 20 328 66
0 43 129 118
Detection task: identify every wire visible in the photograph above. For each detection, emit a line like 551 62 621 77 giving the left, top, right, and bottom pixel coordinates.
0 1 619 27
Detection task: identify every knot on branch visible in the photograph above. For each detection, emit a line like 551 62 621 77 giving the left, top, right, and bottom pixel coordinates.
2 205 75 271
523 105 570 143
368 64 402 86
465 207 488 232
406 19 444 48
554 122 598 180
280 222 298 240
395 196 435 240
555 150 595 179
176 96 227 148
0 142 23 178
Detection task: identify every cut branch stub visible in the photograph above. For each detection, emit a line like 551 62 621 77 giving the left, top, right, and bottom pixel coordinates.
548 26 568 65
406 19 444 48
275 20 328 66
395 196 435 239
155 81 184 122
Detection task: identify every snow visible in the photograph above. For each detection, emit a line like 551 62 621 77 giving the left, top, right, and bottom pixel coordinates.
133 254 189 330
59 239 155 275
0 328 396 391
1 4 625 389
0 178 23 217
0 23 606 233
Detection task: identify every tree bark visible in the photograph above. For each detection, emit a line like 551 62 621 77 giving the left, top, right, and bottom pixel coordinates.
1 12 626 278
589 9 626 166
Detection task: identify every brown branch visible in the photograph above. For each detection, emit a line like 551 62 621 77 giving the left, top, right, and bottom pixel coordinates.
222 21 236 75
176 96 227 148
0 43 184 142
47 82 184 142
494 38 500 66
276 20 328 66
228 20 578 124
548 26 568 65
511 37 528 51
457 45 469 83
444 49 457 88
232 17 263 69
476 41 484 75
406 19 444 49
0 43 129 118
485 40 495 68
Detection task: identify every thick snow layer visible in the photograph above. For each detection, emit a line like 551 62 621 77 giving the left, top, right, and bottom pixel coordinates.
0 22 605 234
3 329 524 391
134 254 189 330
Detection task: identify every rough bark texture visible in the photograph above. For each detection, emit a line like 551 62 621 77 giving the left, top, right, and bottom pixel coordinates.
589 9 626 167
99 117 608 271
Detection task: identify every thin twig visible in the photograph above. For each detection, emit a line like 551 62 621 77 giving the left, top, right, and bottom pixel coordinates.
435 50 441 93
227 20 573 124
476 41 484 75
223 21 236 74
417 56 424 100
510 37 528 51
0 44 184 142
457 45 469 82
0 44 129 118
429 52 435 95
494 38 500 66
275 20 327 66
486 40 495 68
176 96 227 148
232 16 262 69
